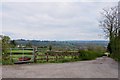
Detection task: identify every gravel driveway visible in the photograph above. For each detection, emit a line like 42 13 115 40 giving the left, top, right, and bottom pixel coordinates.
2 57 118 78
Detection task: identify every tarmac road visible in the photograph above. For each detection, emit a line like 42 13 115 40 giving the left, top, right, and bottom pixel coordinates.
2 56 118 78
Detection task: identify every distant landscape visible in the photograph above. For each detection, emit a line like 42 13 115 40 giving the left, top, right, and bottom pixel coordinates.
15 39 108 51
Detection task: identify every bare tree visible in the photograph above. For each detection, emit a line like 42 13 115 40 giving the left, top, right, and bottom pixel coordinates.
99 6 118 40
99 2 120 55
118 1 120 36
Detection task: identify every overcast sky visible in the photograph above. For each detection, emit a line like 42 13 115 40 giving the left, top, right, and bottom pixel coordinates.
1 0 118 40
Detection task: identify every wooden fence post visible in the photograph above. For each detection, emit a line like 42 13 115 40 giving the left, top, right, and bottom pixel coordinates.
72 53 74 59
10 48 12 62
46 53 49 62
56 54 58 61
34 48 37 63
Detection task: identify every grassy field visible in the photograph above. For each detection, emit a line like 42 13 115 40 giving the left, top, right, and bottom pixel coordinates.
9 50 33 54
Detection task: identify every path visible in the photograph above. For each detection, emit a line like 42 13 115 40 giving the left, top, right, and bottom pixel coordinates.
2 56 118 78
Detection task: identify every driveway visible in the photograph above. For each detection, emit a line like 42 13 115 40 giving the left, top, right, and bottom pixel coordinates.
2 56 118 78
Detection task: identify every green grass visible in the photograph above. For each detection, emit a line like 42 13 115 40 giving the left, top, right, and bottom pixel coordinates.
11 55 33 58
9 50 33 53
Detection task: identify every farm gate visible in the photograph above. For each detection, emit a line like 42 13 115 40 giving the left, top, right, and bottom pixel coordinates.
9 48 36 63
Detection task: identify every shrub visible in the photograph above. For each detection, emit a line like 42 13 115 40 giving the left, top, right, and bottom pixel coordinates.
2 59 13 65
78 50 104 60
110 53 120 62
2 55 13 65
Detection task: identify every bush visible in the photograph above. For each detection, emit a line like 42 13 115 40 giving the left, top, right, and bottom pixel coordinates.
78 50 104 60
2 55 13 65
110 53 120 62
2 59 13 65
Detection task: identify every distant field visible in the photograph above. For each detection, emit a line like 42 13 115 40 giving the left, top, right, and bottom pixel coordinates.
8 50 33 54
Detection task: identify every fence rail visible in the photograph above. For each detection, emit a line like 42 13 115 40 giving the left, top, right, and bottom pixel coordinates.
7 48 80 63
35 52 80 62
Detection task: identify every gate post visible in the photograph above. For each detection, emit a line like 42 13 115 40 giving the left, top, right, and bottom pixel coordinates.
56 54 58 61
46 53 49 62
10 48 12 62
33 48 37 63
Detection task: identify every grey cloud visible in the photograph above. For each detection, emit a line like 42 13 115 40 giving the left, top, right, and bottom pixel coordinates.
2 2 117 40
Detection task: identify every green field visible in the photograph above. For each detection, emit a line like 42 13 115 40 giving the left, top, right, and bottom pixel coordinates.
9 50 33 53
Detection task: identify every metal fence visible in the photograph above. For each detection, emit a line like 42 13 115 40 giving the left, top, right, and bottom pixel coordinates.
9 48 35 63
